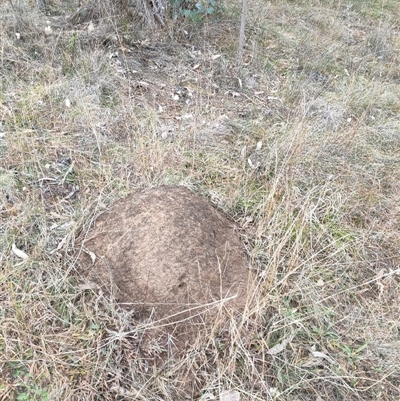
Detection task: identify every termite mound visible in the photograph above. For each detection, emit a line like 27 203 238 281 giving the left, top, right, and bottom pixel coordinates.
77 186 251 359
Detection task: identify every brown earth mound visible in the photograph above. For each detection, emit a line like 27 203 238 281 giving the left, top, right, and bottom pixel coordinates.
77 186 250 324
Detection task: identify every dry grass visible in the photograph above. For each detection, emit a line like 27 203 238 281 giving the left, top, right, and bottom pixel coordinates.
1 0 400 400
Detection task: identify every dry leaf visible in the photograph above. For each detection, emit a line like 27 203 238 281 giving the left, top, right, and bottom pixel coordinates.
267 387 280 397
12 243 29 260
88 21 94 33
78 283 100 291
201 393 216 401
110 385 134 396
311 350 338 365
137 81 149 88
267 338 291 355
301 357 323 367
86 250 97 264
220 389 240 401
49 235 68 254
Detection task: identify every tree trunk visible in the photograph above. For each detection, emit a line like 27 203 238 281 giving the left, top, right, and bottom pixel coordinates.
237 0 248 63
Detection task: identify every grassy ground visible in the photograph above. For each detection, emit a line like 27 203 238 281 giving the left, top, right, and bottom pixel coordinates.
1 0 400 399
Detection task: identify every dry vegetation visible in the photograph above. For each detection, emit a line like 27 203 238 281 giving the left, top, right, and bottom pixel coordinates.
1 0 400 400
